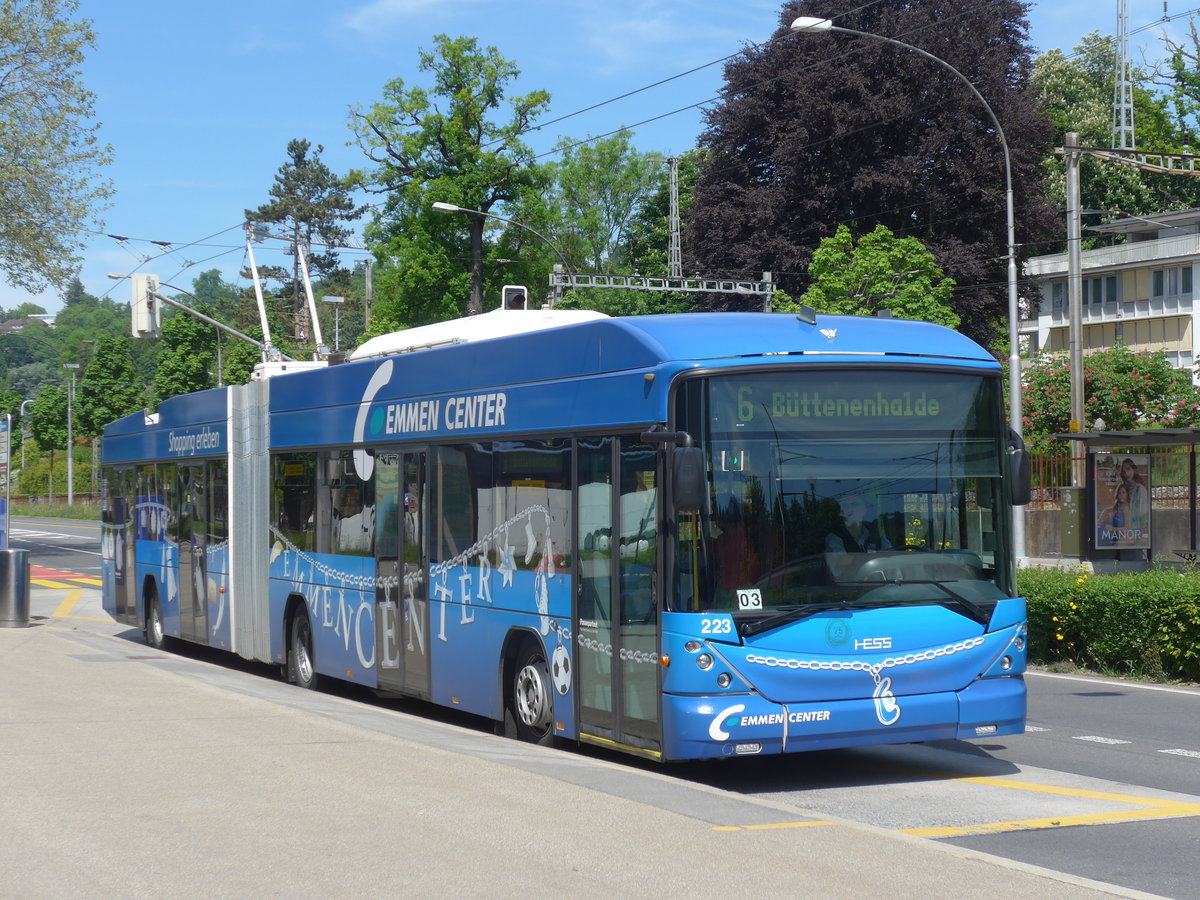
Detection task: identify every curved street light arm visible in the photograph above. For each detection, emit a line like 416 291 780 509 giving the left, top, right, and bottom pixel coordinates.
431 202 573 303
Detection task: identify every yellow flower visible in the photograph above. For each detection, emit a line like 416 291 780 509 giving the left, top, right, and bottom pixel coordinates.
1056 633 1064 640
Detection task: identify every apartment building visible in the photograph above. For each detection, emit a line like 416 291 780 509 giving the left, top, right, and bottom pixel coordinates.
1021 209 1200 376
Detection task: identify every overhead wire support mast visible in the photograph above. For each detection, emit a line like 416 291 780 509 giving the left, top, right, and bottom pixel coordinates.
549 271 775 309
1058 145 1200 175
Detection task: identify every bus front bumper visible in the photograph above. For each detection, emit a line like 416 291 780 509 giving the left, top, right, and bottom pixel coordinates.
660 676 1025 761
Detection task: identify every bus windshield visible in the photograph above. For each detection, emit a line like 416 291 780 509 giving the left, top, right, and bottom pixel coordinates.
673 369 1012 619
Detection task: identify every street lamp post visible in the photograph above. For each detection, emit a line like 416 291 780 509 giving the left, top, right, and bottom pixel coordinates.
19 398 32 470
64 363 80 506
790 16 1024 557
323 296 345 351
431 202 572 307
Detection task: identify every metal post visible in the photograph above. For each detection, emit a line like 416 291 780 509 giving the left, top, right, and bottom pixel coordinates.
1065 133 1086 487
64 363 79 506
364 259 374 328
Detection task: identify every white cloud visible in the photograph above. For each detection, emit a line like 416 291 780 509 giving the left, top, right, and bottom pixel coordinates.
343 0 474 34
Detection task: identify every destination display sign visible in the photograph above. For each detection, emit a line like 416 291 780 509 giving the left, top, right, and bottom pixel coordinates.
707 372 992 434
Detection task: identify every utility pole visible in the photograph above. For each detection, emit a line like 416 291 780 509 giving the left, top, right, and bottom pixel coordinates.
667 156 682 279
1065 133 1085 487
63 363 80 506
364 258 374 328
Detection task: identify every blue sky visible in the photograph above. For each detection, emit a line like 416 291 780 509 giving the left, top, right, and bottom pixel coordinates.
5 0 1191 315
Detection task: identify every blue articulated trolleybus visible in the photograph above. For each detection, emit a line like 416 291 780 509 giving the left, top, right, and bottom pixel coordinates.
101 306 1030 761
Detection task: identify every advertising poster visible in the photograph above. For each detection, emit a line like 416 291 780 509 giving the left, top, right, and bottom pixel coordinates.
1094 453 1151 550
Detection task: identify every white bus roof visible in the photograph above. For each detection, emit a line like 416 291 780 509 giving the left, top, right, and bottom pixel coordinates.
348 307 609 361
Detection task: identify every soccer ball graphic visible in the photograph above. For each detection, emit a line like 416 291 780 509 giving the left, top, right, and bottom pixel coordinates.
551 644 572 696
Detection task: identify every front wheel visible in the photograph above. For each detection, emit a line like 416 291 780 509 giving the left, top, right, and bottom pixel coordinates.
288 613 320 691
145 592 167 651
512 643 554 744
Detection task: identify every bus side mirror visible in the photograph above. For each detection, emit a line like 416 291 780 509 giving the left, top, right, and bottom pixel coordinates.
1008 428 1031 507
673 446 706 512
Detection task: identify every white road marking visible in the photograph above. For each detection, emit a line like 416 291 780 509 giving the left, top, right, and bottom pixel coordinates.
1073 735 1132 745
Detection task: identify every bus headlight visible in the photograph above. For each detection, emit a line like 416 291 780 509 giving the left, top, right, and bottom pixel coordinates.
696 653 713 670
717 672 731 688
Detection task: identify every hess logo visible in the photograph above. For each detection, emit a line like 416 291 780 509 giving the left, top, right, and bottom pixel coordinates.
855 636 892 651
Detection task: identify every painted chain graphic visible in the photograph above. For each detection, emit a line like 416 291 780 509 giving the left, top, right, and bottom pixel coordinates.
742 637 986 728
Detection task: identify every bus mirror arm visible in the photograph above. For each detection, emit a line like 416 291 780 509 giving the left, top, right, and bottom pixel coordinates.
640 428 693 447
1008 427 1031 507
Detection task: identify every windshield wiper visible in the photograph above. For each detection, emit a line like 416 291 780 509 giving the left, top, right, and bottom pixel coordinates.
739 601 857 638
841 579 990 625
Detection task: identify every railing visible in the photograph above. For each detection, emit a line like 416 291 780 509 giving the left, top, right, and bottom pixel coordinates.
1028 449 1200 510
8 493 101 506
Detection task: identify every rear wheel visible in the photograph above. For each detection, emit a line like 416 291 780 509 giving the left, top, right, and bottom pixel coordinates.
145 591 167 650
512 643 554 744
288 613 320 690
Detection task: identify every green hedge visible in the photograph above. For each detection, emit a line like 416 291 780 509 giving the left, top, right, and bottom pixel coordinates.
1019 566 1200 682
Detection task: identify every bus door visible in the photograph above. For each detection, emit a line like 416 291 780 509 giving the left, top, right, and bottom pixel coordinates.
206 459 228 643
176 462 208 643
577 436 662 754
109 467 139 621
375 449 430 697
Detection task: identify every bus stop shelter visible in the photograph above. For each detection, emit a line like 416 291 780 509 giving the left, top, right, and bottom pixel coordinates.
1052 428 1200 568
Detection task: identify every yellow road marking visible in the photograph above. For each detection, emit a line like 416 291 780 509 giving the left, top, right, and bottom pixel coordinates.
901 775 1200 838
49 588 113 623
52 589 82 618
714 821 833 832
33 579 78 589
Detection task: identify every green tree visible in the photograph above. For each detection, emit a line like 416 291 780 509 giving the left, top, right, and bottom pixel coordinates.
246 139 363 344
0 0 112 293
27 382 67 493
773 225 958 327
544 130 660 273
152 313 214 404
1155 18 1200 139
1020 345 1200 454
1033 34 1200 232
686 0 1058 346
350 34 550 318
220 330 262 386
76 334 144 436
6 301 47 319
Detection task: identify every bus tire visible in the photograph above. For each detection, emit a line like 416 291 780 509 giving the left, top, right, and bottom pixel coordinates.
288 612 320 691
145 590 168 651
511 642 554 745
